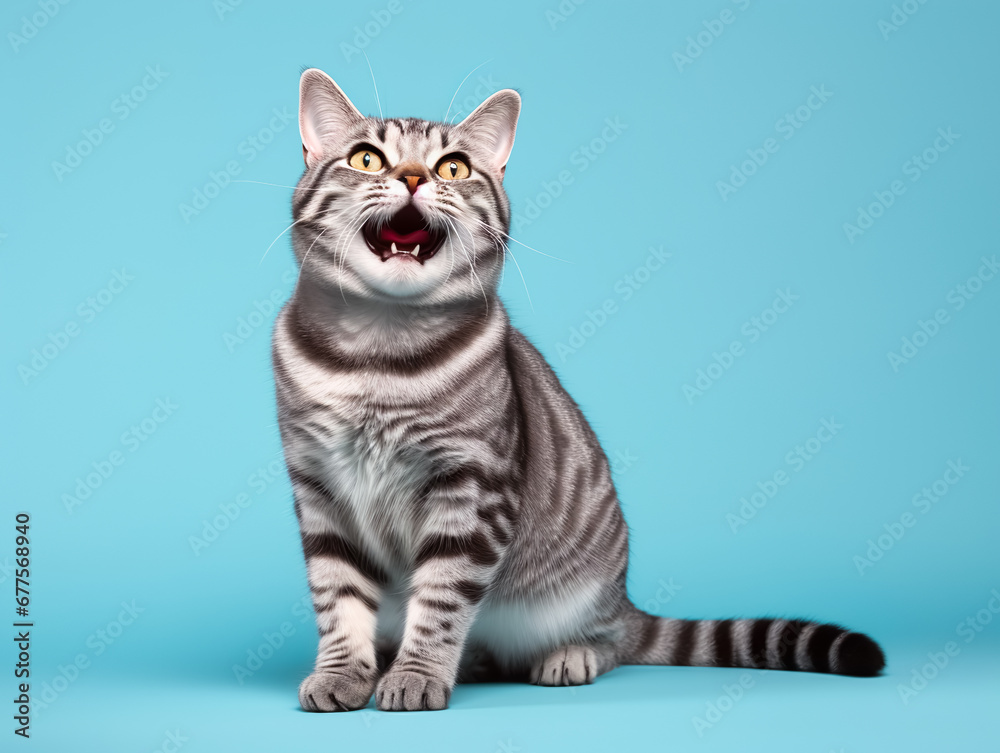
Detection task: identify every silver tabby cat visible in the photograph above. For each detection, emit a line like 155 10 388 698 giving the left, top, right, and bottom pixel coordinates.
272 68 884 712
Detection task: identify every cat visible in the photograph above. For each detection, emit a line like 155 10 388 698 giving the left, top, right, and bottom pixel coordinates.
271 68 885 712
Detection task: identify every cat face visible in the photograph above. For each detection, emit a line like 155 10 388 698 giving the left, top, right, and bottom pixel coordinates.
291 69 520 305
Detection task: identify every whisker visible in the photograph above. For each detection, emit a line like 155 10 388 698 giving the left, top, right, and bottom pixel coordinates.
436 207 505 289
466 216 574 264
502 234 573 264
443 59 492 123
335 215 361 303
260 217 312 264
442 222 457 288
466 216 506 290
502 243 533 312
362 50 383 119
466 222 486 289
335 206 377 303
294 227 329 290
233 180 334 193
472 221 523 302
444 216 488 315
477 220 535 313
460 223 490 316
477 222 507 288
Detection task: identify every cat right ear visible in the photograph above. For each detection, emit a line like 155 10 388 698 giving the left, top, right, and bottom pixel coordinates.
299 68 364 167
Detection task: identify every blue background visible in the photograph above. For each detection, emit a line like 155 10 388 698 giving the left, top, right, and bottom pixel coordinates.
2 0 998 750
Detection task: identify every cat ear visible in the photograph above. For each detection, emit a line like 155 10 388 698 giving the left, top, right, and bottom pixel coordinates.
299 68 364 166
455 89 521 176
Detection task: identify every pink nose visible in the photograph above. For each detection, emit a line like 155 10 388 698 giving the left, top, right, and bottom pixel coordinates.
401 175 425 195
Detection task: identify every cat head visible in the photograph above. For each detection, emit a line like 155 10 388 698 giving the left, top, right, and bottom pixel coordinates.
291 68 520 305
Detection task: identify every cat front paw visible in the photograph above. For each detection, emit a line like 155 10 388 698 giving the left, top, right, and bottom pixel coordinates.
299 670 376 712
375 669 451 711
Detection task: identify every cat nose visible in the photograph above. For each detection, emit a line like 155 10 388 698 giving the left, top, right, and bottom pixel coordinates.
400 175 426 195
391 162 431 195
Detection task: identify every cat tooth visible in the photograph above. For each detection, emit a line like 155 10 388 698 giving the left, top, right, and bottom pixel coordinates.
391 242 398 254
412 244 421 256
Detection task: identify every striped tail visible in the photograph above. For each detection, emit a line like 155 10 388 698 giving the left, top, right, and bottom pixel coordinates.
623 611 885 677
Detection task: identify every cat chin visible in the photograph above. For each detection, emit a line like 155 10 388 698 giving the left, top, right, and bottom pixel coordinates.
303 239 497 305
347 245 456 300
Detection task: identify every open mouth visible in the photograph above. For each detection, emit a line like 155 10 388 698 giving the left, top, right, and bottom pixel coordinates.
362 205 445 264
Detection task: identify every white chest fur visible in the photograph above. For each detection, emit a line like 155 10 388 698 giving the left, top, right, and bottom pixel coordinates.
300 406 433 570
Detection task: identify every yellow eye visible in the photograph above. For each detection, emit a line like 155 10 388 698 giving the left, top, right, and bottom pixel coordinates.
437 156 470 180
348 148 383 172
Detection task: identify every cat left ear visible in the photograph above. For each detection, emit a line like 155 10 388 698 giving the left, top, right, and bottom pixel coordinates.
299 68 364 167
455 89 521 177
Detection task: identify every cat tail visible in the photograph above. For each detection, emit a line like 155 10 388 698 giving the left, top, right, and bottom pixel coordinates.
620 608 885 677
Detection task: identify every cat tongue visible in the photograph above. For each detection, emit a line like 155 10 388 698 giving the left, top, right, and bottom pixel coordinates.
380 227 432 246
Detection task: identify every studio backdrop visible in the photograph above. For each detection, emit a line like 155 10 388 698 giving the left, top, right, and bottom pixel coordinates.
2 1 998 751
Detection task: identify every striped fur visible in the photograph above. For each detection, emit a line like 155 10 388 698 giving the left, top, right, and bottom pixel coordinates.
275 70 884 712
